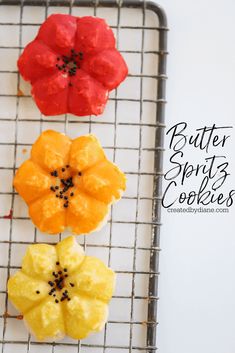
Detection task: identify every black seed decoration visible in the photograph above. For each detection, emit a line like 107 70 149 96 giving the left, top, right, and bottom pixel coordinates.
53 294 56 297
48 281 54 287
50 186 55 192
70 283 75 287
68 298 71 301
64 268 67 272
78 172 82 176
60 195 63 199
56 261 60 265
70 192 74 197
55 299 59 303
56 194 59 198
36 290 40 294
65 274 68 278
55 186 59 190
66 165 70 168
58 271 62 275
64 196 68 200
62 168 65 172
64 203 69 208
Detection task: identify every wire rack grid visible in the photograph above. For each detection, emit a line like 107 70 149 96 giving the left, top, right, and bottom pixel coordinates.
0 1 167 352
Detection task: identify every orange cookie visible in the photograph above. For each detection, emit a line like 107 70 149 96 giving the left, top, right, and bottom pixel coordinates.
14 130 126 235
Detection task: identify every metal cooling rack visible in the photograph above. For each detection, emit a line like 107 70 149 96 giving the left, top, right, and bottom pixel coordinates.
0 1 167 352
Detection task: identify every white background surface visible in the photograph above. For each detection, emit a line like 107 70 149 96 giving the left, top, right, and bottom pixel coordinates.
157 1 235 353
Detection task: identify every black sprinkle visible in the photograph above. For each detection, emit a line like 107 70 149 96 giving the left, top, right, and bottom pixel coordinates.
48 281 54 287
70 192 74 197
58 271 62 275
62 168 65 172
70 283 75 287
65 274 68 278
55 186 59 190
55 299 59 303
64 268 67 272
64 203 69 208
78 172 82 176
56 261 60 265
36 290 40 294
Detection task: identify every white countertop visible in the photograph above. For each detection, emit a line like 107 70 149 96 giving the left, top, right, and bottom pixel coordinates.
157 1 235 352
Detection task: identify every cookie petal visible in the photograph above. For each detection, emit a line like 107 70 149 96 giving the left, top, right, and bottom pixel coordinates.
14 160 52 204
75 17 115 55
64 295 108 340
66 256 116 303
24 297 65 341
66 191 108 235
31 72 69 116
81 49 128 90
82 159 126 204
37 14 77 56
22 243 58 281
8 271 50 313
18 40 58 84
31 130 71 172
68 70 108 116
69 134 105 172
56 236 85 274
29 194 66 235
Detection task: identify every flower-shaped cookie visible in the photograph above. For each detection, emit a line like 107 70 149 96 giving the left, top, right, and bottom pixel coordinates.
18 14 128 116
13 130 126 235
8 236 116 341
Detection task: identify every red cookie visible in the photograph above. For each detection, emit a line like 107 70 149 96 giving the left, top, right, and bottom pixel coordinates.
18 14 128 117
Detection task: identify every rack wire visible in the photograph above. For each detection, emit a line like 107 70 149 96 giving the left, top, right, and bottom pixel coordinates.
0 1 167 352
